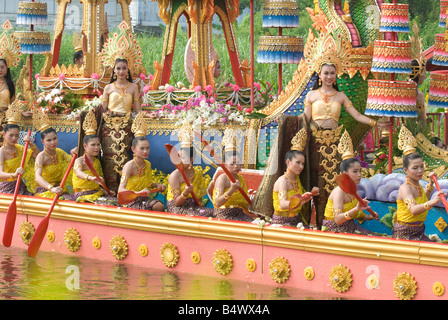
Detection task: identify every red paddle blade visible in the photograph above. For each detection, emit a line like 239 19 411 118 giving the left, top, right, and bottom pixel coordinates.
2 201 17 247
165 144 184 168
117 191 142 205
27 216 49 257
335 173 357 195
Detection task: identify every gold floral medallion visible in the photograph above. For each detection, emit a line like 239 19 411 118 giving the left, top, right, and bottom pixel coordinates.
269 256 290 284
92 236 101 249
246 258 256 272
367 274 380 289
393 272 417 300
109 235 128 260
139 244 148 257
160 242 179 268
64 228 81 252
19 221 34 245
435 217 447 233
191 251 201 264
46 230 55 243
212 249 233 276
304 266 315 281
433 282 445 297
329 265 352 293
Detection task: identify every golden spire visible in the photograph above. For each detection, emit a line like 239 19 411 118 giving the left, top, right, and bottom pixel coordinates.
6 100 24 124
290 128 307 151
337 130 354 160
398 125 417 156
222 128 239 153
177 123 193 148
0 20 22 68
73 31 82 52
82 110 97 136
409 21 426 80
131 112 148 138
33 108 51 132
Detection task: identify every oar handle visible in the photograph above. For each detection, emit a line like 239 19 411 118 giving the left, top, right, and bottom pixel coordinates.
352 193 377 216
431 175 448 210
178 170 201 205
83 154 113 196
194 131 252 205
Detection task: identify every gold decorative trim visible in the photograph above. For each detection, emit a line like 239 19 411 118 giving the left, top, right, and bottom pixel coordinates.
269 256 290 284
139 244 148 257
246 258 256 272
435 217 448 233
92 236 101 249
433 282 445 297
191 251 201 264
329 264 352 293
46 230 55 243
110 235 128 260
393 272 417 300
304 266 315 281
160 242 179 268
64 228 81 252
367 274 380 289
213 249 233 276
19 221 34 245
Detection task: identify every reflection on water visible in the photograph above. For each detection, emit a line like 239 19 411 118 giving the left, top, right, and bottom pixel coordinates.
0 247 338 300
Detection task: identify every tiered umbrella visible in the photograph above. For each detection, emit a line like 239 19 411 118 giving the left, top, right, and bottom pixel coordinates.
14 1 51 89
365 1 417 173
257 0 304 95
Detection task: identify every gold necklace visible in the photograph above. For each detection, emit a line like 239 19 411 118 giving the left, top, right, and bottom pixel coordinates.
44 148 57 164
2 145 16 158
113 82 131 95
133 157 145 177
318 88 337 103
406 178 422 197
284 172 298 191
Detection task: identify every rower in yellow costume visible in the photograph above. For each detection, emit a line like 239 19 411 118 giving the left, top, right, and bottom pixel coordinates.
166 124 213 217
33 108 76 200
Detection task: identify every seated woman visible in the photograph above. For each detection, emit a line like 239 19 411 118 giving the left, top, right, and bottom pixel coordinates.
393 153 443 241
0 124 39 195
34 127 77 200
73 134 117 205
272 148 319 227
118 136 166 211
167 142 213 217
323 157 379 235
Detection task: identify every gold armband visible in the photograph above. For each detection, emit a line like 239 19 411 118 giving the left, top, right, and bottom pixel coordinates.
369 119 377 127
223 192 231 200
424 202 431 210
345 101 354 108
425 183 434 193
344 211 352 220
404 198 416 209
47 184 54 191
333 208 343 214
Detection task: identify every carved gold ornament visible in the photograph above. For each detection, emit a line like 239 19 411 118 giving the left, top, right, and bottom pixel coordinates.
246 258 256 272
433 282 445 297
212 249 233 276
139 244 148 257
329 265 352 293
109 235 128 260
304 266 315 281
160 242 179 268
19 221 34 245
64 228 81 252
92 236 101 249
269 256 290 284
367 274 380 289
191 251 201 264
46 230 55 243
435 217 448 233
393 272 417 300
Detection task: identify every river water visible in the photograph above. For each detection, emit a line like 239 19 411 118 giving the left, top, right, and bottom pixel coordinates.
0 246 342 301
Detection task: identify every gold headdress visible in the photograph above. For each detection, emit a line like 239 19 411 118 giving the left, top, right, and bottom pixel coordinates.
290 128 307 151
82 110 97 136
131 112 148 138
6 100 24 124
33 108 51 132
0 20 22 68
99 21 144 75
304 21 352 76
398 125 417 156
73 31 82 52
409 22 426 80
337 130 354 160
222 128 239 153
177 123 193 148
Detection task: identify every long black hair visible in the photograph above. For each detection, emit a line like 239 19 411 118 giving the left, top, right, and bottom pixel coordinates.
41 127 57 140
0 59 15 99
403 152 423 169
312 63 339 91
340 158 361 173
110 58 133 83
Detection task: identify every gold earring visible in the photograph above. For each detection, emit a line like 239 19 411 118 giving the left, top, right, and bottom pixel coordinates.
318 78 322 86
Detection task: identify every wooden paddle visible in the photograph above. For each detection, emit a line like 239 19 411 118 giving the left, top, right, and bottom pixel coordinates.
289 189 319 212
194 131 252 206
431 175 448 212
164 144 200 206
335 172 378 218
3 130 32 247
117 187 163 206
83 154 114 196
27 153 77 257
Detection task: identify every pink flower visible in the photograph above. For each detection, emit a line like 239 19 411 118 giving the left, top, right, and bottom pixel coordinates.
245 108 253 114
194 85 202 92
221 117 227 124
209 97 215 103
143 85 151 93
140 73 146 81
58 73 65 81
93 89 102 97
165 85 174 93
254 82 261 91
35 73 40 80
231 84 240 92
90 73 100 80
237 104 243 111
148 74 154 81
204 85 213 93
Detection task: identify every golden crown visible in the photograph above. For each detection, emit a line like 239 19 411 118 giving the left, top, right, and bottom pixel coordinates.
99 21 144 75
6 100 24 124
409 22 426 80
0 20 22 68
290 128 307 151
398 125 417 156
33 107 51 132
222 128 240 153
177 123 193 148
337 130 354 160
72 31 82 52
82 110 97 136
131 112 148 138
